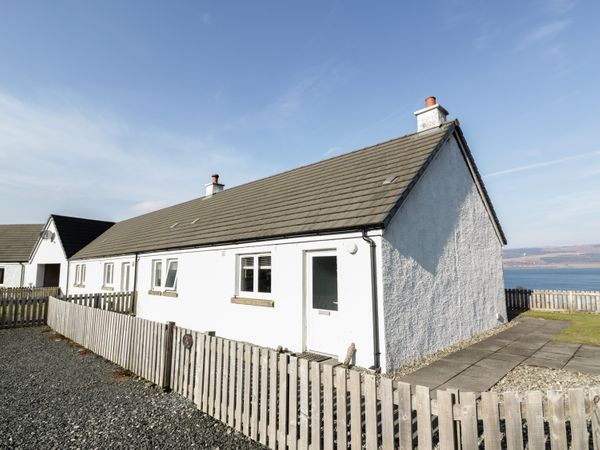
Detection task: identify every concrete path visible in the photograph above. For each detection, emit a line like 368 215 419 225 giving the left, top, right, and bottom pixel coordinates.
398 318 583 392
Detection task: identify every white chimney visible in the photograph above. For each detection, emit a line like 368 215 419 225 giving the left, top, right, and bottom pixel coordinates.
414 96 448 132
205 174 224 196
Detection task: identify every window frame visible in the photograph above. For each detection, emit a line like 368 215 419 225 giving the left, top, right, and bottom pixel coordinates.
151 259 163 290
81 264 86 285
237 253 272 298
74 264 80 286
164 259 178 291
120 262 131 292
103 262 114 287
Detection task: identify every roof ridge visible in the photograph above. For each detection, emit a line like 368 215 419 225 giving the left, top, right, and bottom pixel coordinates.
114 121 456 226
51 214 115 224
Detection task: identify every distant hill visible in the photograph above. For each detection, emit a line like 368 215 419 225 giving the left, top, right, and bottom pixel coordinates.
503 244 600 269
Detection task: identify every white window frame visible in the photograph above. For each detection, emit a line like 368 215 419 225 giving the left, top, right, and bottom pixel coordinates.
81 264 86 285
237 253 272 299
151 259 162 290
120 262 131 292
164 258 178 291
74 265 80 286
103 262 114 287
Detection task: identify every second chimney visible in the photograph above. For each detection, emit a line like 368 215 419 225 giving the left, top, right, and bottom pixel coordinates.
205 174 224 197
414 96 448 132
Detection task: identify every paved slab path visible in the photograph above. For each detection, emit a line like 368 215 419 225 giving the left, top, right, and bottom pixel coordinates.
398 317 600 392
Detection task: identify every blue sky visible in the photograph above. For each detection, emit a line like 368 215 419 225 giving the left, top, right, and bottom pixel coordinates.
0 0 599 248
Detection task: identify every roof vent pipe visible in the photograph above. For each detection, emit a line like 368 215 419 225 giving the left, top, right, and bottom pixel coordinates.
205 173 224 197
414 96 448 132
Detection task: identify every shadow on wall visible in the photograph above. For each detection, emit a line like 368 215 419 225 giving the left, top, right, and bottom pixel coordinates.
398 156 471 276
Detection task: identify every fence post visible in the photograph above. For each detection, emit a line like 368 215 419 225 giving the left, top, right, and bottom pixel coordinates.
93 294 100 309
162 321 175 390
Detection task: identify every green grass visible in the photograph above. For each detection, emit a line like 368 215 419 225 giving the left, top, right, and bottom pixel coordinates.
519 310 600 346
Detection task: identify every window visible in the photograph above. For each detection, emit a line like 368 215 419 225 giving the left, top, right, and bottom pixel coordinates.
164 259 178 290
74 264 86 286
152 260 162 289
239 254 271 296
312 255 338 311
121 263 131 291
103 263 114 286
0 267 4 285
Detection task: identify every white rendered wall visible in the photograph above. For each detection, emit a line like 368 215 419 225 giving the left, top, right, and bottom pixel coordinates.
24 219 68 293
0 263 25 287
70 232 384 369
381 136 506 370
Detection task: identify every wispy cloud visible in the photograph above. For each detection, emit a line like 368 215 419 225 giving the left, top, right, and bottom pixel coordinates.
484 151 600 178
0 91 255 222
517 19 571 48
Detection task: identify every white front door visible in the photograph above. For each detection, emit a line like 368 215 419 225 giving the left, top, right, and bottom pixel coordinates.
304 250 341 357
121 262 131 292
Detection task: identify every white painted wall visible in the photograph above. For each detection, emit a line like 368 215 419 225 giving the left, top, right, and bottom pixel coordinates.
69 232 382 369
381 136 506 370
0 263 25 287
24 218 69 293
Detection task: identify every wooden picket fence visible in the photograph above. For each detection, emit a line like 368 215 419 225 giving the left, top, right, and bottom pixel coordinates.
48 296 168 386
506 288 600 313
46 297 600 449
64 291 135 314
0 296 49 329
0 286 60 300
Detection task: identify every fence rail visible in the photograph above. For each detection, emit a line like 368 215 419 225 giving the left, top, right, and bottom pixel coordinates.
506 288 600 313
63 291 135 314
46 297 600 449
0 286 60 300
0 297 48 329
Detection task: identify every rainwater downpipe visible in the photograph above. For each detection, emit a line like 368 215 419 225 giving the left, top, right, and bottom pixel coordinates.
132 252 140 315
19 263 26 287
362 229 381 371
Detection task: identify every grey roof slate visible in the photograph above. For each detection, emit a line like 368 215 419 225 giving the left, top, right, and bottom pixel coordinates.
0 224 44 262
73 121 505 260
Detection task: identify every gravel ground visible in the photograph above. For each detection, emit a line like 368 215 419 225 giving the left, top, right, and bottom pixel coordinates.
390 320 518 379
491 364 600 394
0 327 265 450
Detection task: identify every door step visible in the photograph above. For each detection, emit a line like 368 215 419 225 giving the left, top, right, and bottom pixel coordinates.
296 351 335 363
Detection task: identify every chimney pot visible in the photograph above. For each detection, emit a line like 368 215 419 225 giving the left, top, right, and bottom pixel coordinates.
414 96 448 132
425 96 437 107
211 174 219 185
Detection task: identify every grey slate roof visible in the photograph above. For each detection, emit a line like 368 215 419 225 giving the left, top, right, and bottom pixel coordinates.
50 215 115 258
0 224 44 262
73 120 505 260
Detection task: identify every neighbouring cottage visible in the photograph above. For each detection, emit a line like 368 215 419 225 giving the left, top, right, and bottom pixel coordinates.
0 224 44 287
23 214 114 293
68 98 507 371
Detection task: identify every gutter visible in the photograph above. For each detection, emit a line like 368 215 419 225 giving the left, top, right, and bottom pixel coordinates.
362 229 381 371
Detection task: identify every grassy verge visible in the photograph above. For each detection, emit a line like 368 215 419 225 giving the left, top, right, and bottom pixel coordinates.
519 310 600 346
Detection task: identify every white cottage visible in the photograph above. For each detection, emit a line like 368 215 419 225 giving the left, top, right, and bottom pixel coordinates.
69 98 507 371
0 224 44 287
24 215 114 293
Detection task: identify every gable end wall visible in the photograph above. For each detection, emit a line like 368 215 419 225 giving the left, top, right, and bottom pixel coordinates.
381 136 506 370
